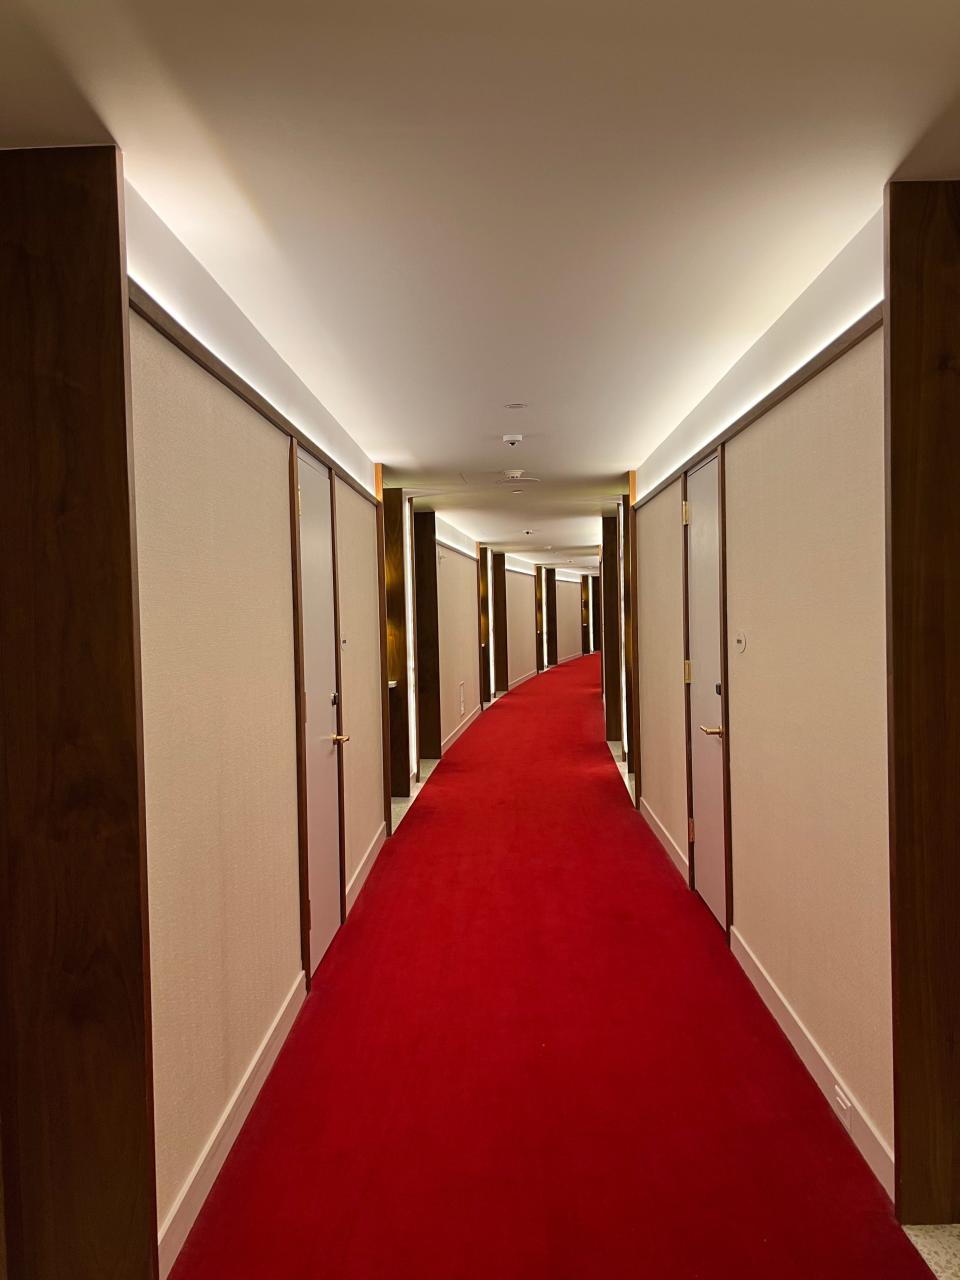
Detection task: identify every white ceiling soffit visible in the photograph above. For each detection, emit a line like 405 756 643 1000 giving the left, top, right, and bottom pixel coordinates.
636 211 884 500
7 0 960 551
434 516 477 558
125 182 377 494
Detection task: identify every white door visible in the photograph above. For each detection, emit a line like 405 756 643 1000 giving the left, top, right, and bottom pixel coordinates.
687 456 728 928
298 449 343 973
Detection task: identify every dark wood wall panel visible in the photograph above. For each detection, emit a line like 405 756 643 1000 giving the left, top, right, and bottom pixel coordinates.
621 496 635 768
628 507 641 803
580 576 590 655
545 569 558 666
413 512 442 758
492 553 508 693
535 568 545 672
601 515 622 741
478 546 492 701
383 490 411 797
886 179 960 1224
591 574 601 662
0 146 158 1278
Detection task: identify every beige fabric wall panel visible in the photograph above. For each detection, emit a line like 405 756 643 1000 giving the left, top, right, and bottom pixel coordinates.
725 330 892 1147
637 480 687 860
334 478 386 896
556 579 582 663
438 546 481 748
130 314 302 1227
505 570 536 688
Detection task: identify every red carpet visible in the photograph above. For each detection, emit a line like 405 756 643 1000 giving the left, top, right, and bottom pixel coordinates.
172 654 930 1279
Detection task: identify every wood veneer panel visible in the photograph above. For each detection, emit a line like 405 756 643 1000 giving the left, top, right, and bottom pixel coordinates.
0 146 158 1278
545 569 558 667
492 553 508 693
622 494 635 770
628 507 642 805
886 179 960 1223
479 546 492 701
535 568 545 672
601 516 621 741
592 573 601 662
580 575 590 655
383 489 410 797
414 512 442 757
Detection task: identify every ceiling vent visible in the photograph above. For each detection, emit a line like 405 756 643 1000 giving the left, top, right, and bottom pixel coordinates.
502 433 523 446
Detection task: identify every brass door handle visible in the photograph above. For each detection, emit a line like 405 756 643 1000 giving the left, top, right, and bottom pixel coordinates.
331 733 350 744
699 725 724 737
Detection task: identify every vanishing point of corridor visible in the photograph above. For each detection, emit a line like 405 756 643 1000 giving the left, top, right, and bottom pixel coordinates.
171 655 925 1280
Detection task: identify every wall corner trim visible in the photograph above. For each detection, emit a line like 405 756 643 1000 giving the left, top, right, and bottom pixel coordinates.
345 822 388 913
729 928 894 1200
440 703 483 753
157 971 307 1277
638 798 688 878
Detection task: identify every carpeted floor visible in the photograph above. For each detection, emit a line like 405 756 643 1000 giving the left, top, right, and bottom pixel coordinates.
172 653 930 1279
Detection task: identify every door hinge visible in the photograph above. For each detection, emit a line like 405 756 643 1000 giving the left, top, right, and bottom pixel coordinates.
682 500 689 525
683 659 692 683
688 818 695 844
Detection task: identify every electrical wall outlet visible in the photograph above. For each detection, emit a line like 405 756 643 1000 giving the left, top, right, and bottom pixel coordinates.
833 1084 853 1132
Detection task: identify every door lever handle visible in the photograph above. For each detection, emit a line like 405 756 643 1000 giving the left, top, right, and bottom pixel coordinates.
331 733 350 744
698 725 724 737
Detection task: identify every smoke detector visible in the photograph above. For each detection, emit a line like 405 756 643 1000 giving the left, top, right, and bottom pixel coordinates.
503 434 523 447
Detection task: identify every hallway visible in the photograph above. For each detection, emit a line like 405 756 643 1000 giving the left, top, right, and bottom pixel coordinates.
172 654 928 1280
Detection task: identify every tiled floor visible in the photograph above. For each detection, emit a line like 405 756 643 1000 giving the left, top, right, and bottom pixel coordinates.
391 757 439 831
905 1226 960 1278
606 739 635 803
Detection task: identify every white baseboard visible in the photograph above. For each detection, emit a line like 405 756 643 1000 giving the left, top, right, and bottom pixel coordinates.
346 821 387 913
508 669 536 691
638 797 689 879
557 651 581 665
730 927 894 1199
441 703 481 752
158 971 307 1277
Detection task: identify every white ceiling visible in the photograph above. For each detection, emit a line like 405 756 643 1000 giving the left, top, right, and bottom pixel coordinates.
6 0 960 564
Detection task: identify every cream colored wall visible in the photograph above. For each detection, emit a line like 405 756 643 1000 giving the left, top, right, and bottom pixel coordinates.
556 579 582 662
130 314 302 1229
437 545 481 748
636 480 688 861
725 330 891 1147
506 569 536 687
334 478 386 893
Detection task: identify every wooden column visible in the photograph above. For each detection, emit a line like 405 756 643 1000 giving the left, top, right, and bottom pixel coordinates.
629 505 642 805
886 179 960 1224
580 575 590 655
413 511 441 759
591 574 601 660
492 552 508 694
622 495 635 770
478 546 492 702
0 146 158 1278
534 567 545 672
545 568 558 666
383 489 410 797
601 514 622 741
